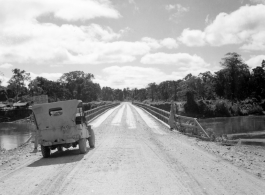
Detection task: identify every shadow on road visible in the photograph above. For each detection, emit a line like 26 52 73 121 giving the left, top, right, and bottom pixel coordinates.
27 147 94 167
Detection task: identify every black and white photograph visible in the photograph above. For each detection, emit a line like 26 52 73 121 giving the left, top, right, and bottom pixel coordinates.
0 0 265 194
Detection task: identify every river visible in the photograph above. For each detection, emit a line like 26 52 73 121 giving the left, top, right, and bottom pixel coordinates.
0 122 35 150
199 115 265 136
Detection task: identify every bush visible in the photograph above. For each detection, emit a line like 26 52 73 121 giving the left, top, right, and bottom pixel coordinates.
214 100 231 117
248 105 264 115
197 100 215 118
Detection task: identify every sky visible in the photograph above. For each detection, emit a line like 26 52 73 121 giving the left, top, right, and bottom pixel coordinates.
0 0 265 89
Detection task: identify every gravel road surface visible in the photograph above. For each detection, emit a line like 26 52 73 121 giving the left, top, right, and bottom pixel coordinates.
0 102 265 195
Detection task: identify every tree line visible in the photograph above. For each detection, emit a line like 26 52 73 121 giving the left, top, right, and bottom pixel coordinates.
0 70 125 103
0 52 265 104
132 53 265 103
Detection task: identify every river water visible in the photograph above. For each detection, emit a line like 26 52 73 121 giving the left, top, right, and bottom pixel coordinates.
0 122 35 150
199 116 265 136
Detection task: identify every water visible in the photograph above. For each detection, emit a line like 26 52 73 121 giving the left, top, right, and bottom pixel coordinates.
198 116 265 136
0 122 35 150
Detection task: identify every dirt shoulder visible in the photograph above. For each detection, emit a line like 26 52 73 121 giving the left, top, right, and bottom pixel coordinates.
0 142 42 178
193 139 265 179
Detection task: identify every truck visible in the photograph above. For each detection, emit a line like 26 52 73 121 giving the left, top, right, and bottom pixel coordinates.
32 99 95 158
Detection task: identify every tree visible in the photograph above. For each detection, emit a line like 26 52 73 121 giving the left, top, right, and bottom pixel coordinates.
113 89 124 101
7 69 31 101
197 71 215 100
170 80 181 101
101 87 113 101
251 60 265 98
28 79 43 96
157 81 171 101
59 71 94 99
219 52 250 100
147 83 157 101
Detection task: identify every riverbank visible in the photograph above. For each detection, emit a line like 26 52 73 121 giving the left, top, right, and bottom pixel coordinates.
0 142 41 172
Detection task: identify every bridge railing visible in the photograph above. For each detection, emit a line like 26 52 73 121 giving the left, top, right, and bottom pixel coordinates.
132 102 211 140
84 103 120 122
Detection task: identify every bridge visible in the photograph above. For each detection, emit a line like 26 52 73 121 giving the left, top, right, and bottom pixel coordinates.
0 102 264 195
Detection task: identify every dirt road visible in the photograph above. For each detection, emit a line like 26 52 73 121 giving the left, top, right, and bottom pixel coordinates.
0 102 265 195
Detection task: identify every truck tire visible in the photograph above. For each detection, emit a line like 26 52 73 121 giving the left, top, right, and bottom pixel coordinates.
41 145 51 158
88 129 95 148
79 138 87 154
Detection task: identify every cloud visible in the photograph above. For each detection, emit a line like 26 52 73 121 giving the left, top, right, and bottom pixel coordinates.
178 29 206 47
141 52 211 76
166 4 189 22
0 75 9 86
0 0 178 65
0 63 13 69
205 14 211 25
178 4 265 50
94 66 183 89
160 38 179 49
29 72 63 81
165 4 189 12
246 55 265 69
141 37 178 49
0 0 120 23
0 0 129 65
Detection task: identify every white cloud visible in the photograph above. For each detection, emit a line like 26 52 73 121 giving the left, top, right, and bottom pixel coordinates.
166 4 189 22
29 72 63 81
0 0 120 23
141 52 211 76
0 75 9 86
94 66 183 89
178 4 265 50
165 4 189 12
246 55 265 69
0 0 178 65
141 37 178 50
160 38 179 49
205 14 211 25
178 29 206 47
0 63 13 69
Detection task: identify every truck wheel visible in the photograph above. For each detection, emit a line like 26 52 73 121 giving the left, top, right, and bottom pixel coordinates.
79 138 87 154
88 129 95 148
41 145 51 158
